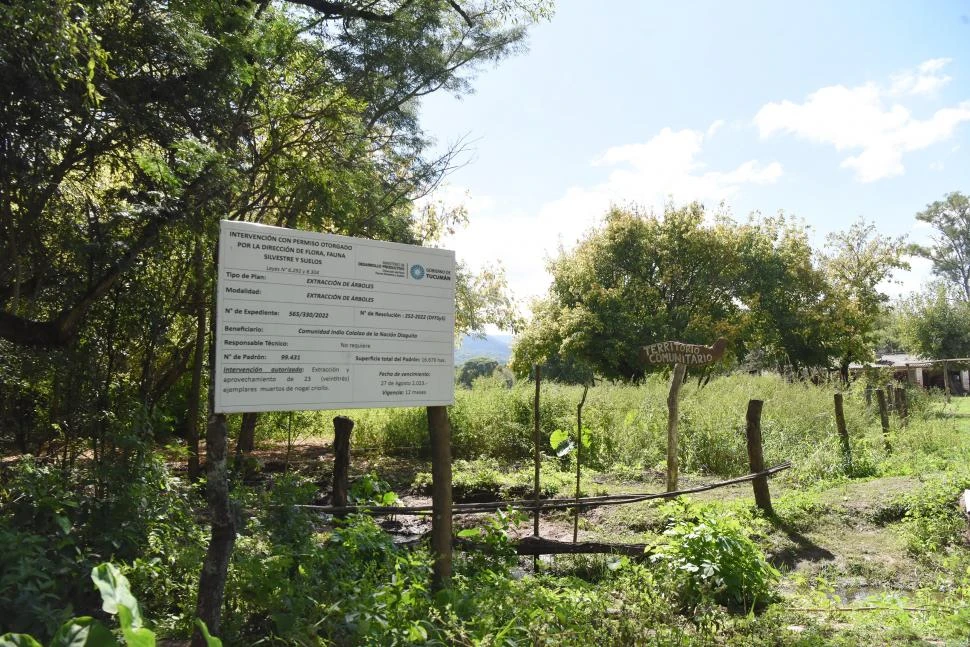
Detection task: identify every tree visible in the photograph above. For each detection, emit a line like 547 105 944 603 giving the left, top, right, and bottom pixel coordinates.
0 0 551 641
511 204 834 381
456 356 499 387
913 192 970 301
897 283 970 359
821 218 908 380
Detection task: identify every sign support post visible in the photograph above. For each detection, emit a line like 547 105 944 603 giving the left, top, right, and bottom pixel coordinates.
427 405 453 588
665 363 686 492
640 338 727 493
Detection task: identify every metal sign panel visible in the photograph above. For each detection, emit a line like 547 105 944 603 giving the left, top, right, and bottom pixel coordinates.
215 220 455 413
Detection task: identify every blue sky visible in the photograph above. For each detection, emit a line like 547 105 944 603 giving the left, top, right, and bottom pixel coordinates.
420 1 970 308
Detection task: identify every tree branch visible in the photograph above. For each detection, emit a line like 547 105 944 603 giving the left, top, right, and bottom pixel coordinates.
446 0 474 27
283 0 395 22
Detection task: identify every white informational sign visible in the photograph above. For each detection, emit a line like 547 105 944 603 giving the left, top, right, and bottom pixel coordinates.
214 220 455 413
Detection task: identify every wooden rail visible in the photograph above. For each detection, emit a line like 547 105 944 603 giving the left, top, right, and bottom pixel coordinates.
294 461 792 517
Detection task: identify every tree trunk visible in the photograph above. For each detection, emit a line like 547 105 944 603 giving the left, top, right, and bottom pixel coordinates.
193 238 235 646
193 413 234 645
187 243 205 481
236 412 258 454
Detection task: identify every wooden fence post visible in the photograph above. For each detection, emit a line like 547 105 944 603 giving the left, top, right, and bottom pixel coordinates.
532 365 542 570
899 387 908 425
666 363 687 493
427 405 453 589
875 388 891 452
944 361 952 403
744 399 773 515
894 387 906 426
573 383 589 543
864 386 872 408
834 393 852 474
332 416 353 514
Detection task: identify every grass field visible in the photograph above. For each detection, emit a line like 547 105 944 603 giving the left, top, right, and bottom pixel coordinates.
232 375 970 645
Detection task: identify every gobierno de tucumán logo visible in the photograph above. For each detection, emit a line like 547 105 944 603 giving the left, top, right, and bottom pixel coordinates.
409 264 425 280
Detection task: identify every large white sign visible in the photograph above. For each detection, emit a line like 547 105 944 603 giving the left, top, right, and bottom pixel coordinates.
214 220 455 413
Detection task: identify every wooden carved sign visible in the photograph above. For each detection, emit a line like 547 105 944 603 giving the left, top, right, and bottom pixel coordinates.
640 338 727 366
638 337 727 494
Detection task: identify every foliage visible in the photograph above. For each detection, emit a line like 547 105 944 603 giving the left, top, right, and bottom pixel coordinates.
650 500 779 611
0 563 222 647
0 454 204 641
349 472 400 507
912 191 970 301
821 218 909 373
456 356 500 388
896 282 970 359
455 508 525 576
900 469 970 557
511 204 840 381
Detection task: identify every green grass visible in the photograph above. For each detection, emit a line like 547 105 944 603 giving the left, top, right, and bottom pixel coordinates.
235 375 970 645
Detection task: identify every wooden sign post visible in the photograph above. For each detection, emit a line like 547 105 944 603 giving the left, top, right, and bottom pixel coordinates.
640 339 727 492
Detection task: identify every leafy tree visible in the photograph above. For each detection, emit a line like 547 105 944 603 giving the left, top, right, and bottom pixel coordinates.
821 218 908 379
0 0 551 641
912 191 970 301
897 283 970 359
511 204 834 381
457 356 499 388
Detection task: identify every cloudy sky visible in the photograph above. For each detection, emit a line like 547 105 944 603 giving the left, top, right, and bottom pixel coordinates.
419 1 970 315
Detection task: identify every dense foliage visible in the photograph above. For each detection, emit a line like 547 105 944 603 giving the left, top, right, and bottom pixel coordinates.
510 204 906 381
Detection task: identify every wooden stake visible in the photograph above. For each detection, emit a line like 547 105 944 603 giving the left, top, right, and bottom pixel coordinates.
744 399 773 514
332 416 353 515
427 405 453 589
864 386 872 408
893 387 905 426
532 365 541 571
573 383 589 543
666 363 686 493
875 388 891 452
834 393 852 474
899 388 908 425
944 361 951 403
533 365 541 538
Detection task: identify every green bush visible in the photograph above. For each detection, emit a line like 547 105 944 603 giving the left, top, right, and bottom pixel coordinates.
900 469 970 557
650 501 779 611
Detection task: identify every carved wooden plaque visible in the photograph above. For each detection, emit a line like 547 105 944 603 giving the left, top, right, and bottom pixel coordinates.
640 338 727 366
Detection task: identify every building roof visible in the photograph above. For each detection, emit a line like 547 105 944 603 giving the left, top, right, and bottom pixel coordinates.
848 353 933 370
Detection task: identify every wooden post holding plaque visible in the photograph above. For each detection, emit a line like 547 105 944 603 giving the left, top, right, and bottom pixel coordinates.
640 339 727 492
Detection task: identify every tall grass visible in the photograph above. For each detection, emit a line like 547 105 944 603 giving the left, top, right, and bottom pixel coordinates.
257 374 967 484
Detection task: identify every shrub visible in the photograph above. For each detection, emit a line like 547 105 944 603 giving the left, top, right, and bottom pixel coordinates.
650 501 779 611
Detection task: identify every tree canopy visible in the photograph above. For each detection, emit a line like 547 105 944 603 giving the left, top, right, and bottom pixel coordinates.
510 204 846 381
912 191 970 301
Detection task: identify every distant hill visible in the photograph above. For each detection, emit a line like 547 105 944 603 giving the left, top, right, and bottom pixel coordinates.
455 334 514 364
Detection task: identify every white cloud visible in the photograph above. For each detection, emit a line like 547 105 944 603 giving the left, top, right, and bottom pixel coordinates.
890 58 952 96
706 119 725 137
755 59 970 182
440 127 782 310
930 161 945 171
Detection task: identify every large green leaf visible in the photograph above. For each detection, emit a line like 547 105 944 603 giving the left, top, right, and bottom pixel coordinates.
194 619 223 647
118 607 155 647
49 617 118 647
549 429 574 457
90 564 142 627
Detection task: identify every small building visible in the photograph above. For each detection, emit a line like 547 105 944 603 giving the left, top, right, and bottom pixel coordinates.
849 353 970 393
